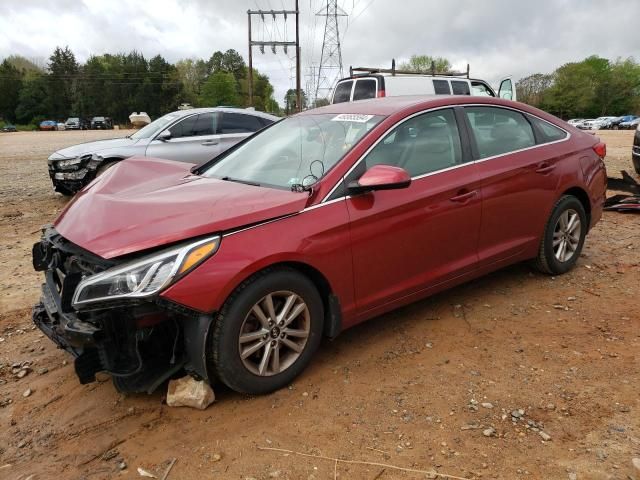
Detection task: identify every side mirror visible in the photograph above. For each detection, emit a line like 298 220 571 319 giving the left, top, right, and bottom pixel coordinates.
348 165 411 194
157 130 171 141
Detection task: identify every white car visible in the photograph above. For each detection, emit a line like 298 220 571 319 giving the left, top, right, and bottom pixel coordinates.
586 116 618 130
567 118 584 127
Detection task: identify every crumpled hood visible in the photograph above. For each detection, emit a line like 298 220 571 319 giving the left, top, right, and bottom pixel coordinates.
49 137 140 160
54 157 309 259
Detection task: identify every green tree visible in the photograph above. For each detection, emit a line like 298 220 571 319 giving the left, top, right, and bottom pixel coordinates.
175 58 209 105
284 88 307 114
47 46 79 119
515 73 554 108
0 60 23 121
399 55 452 74
199 71 240 106
15 76 49 124
208 49 246 78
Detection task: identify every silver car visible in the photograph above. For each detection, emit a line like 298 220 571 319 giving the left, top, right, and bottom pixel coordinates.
47 107 280 195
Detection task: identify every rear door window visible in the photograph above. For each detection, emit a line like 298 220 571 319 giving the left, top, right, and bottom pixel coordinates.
333 80 353 103
219 113 263 134
192 112 218 136
451 81 471 95
352 79 377 101
528 116 568 143
465 107 535 158
433 79 451 95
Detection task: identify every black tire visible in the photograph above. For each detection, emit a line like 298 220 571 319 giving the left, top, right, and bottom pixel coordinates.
534 195 587 275
208 268 324 395
54 185 75 196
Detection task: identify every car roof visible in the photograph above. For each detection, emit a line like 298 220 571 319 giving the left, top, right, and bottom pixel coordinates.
298 95 529 117
171 107 280 120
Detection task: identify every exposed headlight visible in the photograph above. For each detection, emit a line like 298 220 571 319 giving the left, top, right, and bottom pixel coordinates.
54 170 87 180
57 158 83 169
72 236 221 307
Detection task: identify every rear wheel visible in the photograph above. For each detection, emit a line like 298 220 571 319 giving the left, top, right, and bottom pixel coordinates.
208 268 324 394
534 195 587 275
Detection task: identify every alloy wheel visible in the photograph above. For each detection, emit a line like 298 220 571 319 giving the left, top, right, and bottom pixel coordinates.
553 209 581 262
238 291 310 376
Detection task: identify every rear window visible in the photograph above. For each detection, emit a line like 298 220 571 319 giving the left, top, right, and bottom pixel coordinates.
353 79 377 101
333 81 353 103
528 116 568 143
451 81 470 95
433 79 451 95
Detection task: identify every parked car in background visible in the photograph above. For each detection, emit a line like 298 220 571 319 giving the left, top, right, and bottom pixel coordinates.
56 122 66 131
633 121 640 174
610 115 637 129
91 116 113 130
1 123 17 132
33 95 606 395
591 116 618 130
65 117 90 130
576 119 594 130
620 117 640 130
39 120 57 131
47 107 280 195
567 118 584 127
331 61 516 104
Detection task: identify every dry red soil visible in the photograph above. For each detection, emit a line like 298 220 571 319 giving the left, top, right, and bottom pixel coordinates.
0 129 638 480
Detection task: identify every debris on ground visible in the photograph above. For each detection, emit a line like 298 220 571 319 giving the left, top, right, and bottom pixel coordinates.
166 376 215 410
137 466 157 478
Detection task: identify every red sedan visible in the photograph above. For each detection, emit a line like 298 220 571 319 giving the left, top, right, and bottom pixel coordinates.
32 96 607 395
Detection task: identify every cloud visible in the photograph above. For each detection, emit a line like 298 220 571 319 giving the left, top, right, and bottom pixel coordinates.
1 0 639 103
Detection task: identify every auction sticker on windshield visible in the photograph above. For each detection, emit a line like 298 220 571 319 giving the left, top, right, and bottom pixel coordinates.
331 114 374 123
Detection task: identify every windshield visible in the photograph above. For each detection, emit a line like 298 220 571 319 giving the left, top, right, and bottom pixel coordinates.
201 113 384 189
130 112 181 139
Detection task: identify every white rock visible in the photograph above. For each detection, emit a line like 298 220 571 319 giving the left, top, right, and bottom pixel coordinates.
539 430 552 441
481 402 494 409
22 388 32 398
631 458 640 480
482 427 495 437
137 467 157 478
166 376 215 410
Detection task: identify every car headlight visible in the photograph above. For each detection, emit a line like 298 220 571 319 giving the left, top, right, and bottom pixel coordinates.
72 236 221 307
56 158 83 169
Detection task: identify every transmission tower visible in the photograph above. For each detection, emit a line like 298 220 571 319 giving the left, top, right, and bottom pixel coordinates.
314 1 347 104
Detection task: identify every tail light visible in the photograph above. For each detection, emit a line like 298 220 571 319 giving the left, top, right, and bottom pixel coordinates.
378 89 386 98
593 142 606 159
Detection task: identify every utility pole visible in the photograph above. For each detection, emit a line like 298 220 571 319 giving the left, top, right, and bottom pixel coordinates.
315 0 347 104
247 2 302 112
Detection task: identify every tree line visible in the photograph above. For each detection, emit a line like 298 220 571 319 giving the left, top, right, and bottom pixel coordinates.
0 47 282 127
516 56 640 118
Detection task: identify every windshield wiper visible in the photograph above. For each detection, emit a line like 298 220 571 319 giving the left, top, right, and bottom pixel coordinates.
220 176 261 187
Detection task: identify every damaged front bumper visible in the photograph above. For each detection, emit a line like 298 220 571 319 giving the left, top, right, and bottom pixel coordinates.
32 227 214 393
47 154 103 194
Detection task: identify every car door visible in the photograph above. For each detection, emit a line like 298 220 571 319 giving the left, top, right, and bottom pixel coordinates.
464 106 565 267
345 108 482 315
498 77 516 101
216 112 266 155
145 112 222 164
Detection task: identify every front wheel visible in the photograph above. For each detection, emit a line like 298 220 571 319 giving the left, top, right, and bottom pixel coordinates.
534 195 587 275
208 268 324 394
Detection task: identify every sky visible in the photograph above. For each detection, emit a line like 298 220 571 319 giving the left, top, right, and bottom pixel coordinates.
1 0 639 106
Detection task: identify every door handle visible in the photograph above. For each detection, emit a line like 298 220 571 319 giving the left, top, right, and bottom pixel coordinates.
449 190 477 203
535 162 555 174
201 140 219 146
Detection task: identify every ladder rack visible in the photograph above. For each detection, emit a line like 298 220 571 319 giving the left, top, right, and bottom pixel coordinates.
349 59 470 79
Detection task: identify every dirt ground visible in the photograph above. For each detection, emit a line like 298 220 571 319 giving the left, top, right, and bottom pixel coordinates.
0 129 638 480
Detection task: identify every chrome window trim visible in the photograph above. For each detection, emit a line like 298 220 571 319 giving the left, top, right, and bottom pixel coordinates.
320 103 571 204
